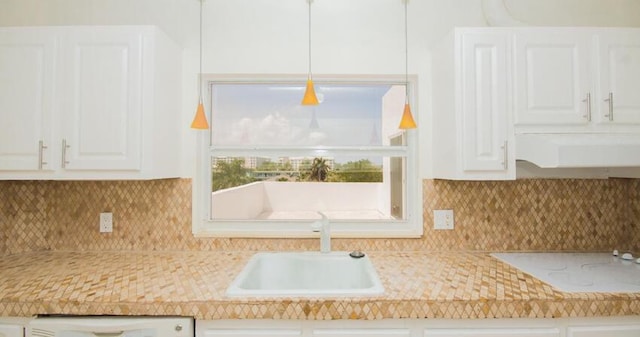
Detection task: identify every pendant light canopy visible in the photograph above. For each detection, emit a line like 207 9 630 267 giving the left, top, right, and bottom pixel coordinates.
398 0 416 129
301 0 319 106
191 0 209 129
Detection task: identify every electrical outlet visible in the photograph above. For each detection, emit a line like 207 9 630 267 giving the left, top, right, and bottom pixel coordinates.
100 212 113 233
434 209 454 230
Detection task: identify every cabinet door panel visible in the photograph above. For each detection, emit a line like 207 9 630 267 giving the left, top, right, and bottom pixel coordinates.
461 33 508 172
0 323 23 337
60 29 142 171
0 29 55 171
514 31 591 126
568 325 640 337
313 329 411 337
597 31 640 124
425 328 560 337
202 329 302 337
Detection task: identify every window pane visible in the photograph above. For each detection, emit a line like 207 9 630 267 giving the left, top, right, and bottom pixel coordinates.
211 83 406 147
210 156 405 221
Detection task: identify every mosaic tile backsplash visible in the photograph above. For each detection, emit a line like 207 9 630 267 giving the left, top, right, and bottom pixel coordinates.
0 178 638 255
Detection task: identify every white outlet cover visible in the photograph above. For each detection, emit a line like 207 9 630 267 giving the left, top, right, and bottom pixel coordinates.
433 209 454 230
100 212 113 233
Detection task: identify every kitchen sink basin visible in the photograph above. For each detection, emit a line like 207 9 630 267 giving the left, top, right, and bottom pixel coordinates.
226 251 384 297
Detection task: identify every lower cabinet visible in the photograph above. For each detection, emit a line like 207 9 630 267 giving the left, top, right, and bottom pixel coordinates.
312 328 411 337
197 317 640 337
0 324 22 337
0 318 29 337
424 328 559 337
567 324 640 337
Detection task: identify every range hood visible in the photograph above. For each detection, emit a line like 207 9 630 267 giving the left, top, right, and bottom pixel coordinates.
515 133 640 168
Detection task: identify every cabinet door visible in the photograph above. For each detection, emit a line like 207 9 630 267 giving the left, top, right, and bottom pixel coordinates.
58 28 143 171
313 328 411 337
0 29 55 171
514 31 592 126
201 329 302 337
597 31 640 124
567 324 640 337
0 323 23 337
460 32 510 173
425 328 560 337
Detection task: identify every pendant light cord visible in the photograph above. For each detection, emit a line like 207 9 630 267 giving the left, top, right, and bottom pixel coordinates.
308 0 312 80
404 0 409 103
198 0 203 104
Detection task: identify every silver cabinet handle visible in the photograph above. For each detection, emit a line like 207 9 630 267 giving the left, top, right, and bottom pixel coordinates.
582 92 591 121
61 139 70 168
604 92 614 121
38 140 48 170
501 141 508 170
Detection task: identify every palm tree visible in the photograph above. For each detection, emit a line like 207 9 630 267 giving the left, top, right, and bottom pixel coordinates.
307 157 330 182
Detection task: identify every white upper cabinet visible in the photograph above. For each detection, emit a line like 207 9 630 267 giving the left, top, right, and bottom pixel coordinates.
461 33 511 173
432 27 640 180
514 30 592 127
0 26 182 180
58 29 143 172
432 29 515 180
0 29 56 171
513 28 640 132
596 30 640 125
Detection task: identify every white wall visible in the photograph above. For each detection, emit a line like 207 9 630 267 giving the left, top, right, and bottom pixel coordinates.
1 0 639 178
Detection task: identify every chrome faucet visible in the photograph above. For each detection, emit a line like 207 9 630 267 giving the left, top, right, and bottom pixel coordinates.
311 211 331 253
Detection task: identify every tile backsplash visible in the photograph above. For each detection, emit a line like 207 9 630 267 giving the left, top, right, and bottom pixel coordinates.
0 178 638 255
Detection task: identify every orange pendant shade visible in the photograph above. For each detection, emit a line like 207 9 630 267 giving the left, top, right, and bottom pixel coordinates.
398 103 417 129
191 102 209 129
301 79 320 105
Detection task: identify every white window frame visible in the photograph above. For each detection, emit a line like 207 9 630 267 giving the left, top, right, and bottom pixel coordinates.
192 75 422 238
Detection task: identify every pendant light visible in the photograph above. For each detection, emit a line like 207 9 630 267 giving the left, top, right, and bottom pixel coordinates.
191 0 209 129
398 0 417 129
301 0 319 105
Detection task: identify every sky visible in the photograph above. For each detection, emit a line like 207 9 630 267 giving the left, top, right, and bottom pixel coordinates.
210 83 397 147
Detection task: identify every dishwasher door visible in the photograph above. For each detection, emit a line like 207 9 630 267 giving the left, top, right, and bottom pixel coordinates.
28 317 192 337
0 324 24 337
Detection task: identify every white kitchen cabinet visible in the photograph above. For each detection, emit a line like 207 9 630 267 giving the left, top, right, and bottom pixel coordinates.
0 318 29 337
201 329 302 337
197 320 303 337
0 324 23 337
57 28 143 172
513 28 640 131
597 30 640 125
0 26 181 180
198 318 640 337
513 29 592 127
424 328 559 337
0 28 56 171
312 328 411 337
567 325 640 337
432 28 515 180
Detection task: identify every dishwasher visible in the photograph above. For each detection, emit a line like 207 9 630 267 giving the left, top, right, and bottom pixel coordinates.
28 317 193 337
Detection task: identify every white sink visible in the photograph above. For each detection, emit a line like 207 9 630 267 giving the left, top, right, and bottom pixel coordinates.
226 251 384 297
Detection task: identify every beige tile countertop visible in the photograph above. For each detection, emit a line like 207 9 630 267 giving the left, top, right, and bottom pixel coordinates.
0 251 638 320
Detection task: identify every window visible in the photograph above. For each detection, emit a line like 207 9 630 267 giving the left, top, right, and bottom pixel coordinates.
192 76 422 238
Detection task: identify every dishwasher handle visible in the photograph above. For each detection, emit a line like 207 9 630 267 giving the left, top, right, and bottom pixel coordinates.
92 332 124 337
